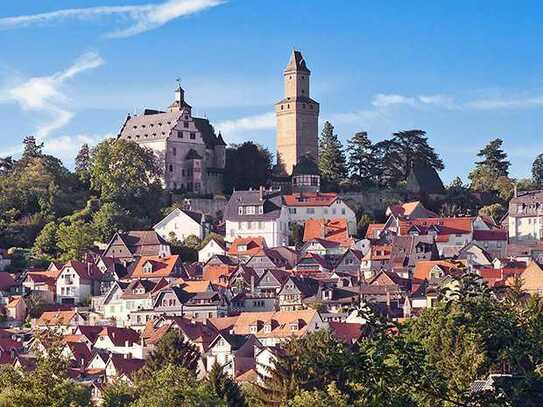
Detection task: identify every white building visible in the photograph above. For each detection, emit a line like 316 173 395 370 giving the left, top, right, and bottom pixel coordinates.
154 208 210 243
198 237 227 263
56 261 101 305
224 188 290 247
508 190 543 241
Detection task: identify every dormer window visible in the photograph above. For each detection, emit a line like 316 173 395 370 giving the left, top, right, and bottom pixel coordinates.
143 262 153 273
264 324 271 333
246 206 255 215
290 323 299 331
184 122 189 128
249 324 258 334
238 207 243 215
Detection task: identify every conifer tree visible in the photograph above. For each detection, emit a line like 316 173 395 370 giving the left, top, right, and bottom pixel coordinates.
469 138 511 191
318 121 347 188
207 362 247 407
346 131 374 184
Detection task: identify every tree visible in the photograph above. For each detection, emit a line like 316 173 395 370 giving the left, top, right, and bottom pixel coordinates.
532 153 543 188
19 136 44 166
92 202 132 242
389 129 444 181
357 213 373 237
57 220 96 261
469 138 510 191
289 382 349 407
89 138 165 228
346 131 375 184
318 121 347 188
141 330 201 377
289 223 304 247
75 143 91 186
0 329 92 406
223 142 273 194
208 362 247 407
479 203 506 222
32 221 59 259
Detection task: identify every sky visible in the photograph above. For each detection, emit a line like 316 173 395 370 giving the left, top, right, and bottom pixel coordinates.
1 0 543 183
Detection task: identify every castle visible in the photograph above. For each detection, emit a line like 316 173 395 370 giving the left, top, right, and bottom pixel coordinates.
275 50 320 175
117 86 226 194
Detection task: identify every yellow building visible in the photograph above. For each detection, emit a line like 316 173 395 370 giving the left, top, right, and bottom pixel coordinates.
275 50 319 175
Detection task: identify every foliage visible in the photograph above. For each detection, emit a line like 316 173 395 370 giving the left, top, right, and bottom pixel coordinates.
32 221 60 259
469 138 510 192
224 142 273 193
356 213 373 237
289 223 304 246
57 220 97 261
92 202 132 242
141 330 201 377
346 131 375 184
199 232 225 250
75 143 91 186
208 362 247 407
532 153 543 187
318 121 348 188
89 138 166 228
289 382 349 407
0 329 92 406
479 203 506 222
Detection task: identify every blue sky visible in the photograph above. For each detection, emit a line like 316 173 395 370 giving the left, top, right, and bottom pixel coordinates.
1 1 542 183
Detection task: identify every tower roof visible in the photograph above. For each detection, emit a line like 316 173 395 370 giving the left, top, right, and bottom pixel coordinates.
285 50 310 73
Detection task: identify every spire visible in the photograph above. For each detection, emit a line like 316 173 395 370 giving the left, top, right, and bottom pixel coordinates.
285 49 310 73
175 78 185 104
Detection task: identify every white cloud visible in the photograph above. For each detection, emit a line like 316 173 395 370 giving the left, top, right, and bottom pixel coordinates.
372 94 417 108
215 112 275 142
43 133 112 162
465 96 543 110
0 0 225 38
0 52 104 157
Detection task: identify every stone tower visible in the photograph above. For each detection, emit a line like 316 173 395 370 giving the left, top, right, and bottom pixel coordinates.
275 50 320 175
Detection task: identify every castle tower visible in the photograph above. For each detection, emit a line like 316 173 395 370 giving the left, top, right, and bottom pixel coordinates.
275 50 320 175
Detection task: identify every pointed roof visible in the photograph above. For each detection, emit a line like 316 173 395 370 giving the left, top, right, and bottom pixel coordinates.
285 50 310 73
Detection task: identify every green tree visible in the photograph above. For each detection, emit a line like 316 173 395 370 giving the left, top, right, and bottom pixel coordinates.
89 138 165 228
32 221 59 259
289 223 304 246
469 138 510 191
479 203 506 222
532 153 543 187
75 143 91 186
318 121 347 188
101 379 137 407
92 202 131 242
289 382 349 407
223 142 273 193
356 213 373 237
57 220 96 261
346 131 375 184
18 136 44 167
141 330 201 377
208 362 247 407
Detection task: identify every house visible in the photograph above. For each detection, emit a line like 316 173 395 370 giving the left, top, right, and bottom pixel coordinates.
205 332 260 377
244 247 290 274
116 85 226 193
56 261 102 305
22 265 60 303
104 354 145 382
472 229 508 258
389 235 439 278
456 242 493 269
93 326 142 356
518 261 543 296
385 201 438 220
225 188 289 247
4 296 26 322
208 309 326 347
111 279 167 327
0 273 20 304
295 253 331 273
128 255 186 281
334 248 364 276
154 208 210 242
302 218 353 247
35 309 86 333
360 245 392 280
507 190 543 241
405 163 445 198
277 276 319 311
103 231 171 262
198 237 227 263
283 192 357 235
227 236 268 261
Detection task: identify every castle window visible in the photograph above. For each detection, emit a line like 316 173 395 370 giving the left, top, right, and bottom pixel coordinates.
182 169 185 176
150 124 154 127
184 121 189 128
287 104 290 109
127 136 132 139
238 207 243 215
301 89 305 94
281 105 284 110
152 133 156 136
173 147 177 156
136 135 140 139
178 131 183 138
289 76 292 79
302 76 305 79
132 125 137 129
302 103 306 108
169 164 173 172
190 133 196 140
142 125 146 128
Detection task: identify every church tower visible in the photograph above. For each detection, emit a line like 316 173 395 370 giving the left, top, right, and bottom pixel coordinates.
275 50 320 175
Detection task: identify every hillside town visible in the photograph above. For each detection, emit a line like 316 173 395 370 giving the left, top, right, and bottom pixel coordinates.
0 49 543 406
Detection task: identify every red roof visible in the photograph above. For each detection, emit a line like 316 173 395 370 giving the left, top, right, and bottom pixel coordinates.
228 236 267 256
365 223 385 239
473 229 508 241
62 260 102 281
0 273 16 290
130 255 183 279
478 267 525 287
98 327 140 347
398 217 473 236
303 218 352 246
329 322 364 344
282 192 338 207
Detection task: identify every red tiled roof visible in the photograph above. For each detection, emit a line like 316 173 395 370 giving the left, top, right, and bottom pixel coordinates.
282 192 338 207
62 260 102 281
130 255 183 279
398 217 473 236
365 224 385 239
473 229 508 241
228 237 267 256
98 327 140 347
303 218 352 246
328 322 364 344
478 267 525 287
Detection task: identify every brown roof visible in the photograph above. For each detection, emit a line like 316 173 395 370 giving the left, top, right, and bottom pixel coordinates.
228 236 267 256
0 273 17 290
282 192 338 207
228 310 319 339
303 218 352 246
130 255 184 279
37 310 80 326
98 327 140 347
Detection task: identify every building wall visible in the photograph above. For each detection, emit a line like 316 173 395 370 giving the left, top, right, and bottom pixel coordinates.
286 200 357 234
509 216 542 241
154 211 204 242
225 217 289 248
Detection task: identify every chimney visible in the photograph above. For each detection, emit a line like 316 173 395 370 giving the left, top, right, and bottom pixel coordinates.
250 275 255 294
514 182 518 198
259 186 264 201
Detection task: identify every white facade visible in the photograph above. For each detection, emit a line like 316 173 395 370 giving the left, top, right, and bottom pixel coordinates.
225 208 290 248
286 199 357 235
154 208 206 242
509 216 542 241
198 238 226 263
56 267 91 305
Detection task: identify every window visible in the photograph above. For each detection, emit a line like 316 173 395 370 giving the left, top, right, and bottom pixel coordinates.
341 208 346 215
238 207 243 215
246 206 255 215
173 147 177 156
178 131 183 138
190 132 196 140
169 164 173 172
247 222 253 230
289 208 297 214
184 121 189 128
306 208 315 214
